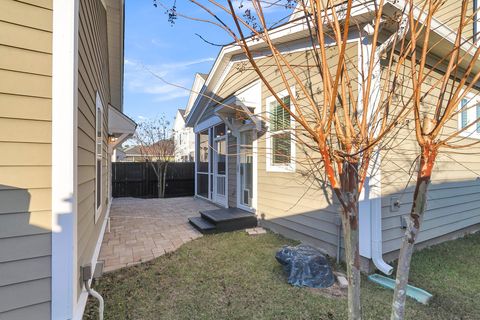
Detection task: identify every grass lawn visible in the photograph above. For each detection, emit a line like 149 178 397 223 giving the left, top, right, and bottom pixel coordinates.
84 231 480 319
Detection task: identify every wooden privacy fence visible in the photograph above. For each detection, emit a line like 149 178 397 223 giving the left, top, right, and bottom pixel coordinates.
112 162 195 198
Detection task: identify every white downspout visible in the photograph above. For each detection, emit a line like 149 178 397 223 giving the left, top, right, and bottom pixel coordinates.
363 13 409 275
370 152 393 275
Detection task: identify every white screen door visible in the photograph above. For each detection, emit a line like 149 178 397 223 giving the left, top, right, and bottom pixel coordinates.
238 130 254 211
213 127 227 207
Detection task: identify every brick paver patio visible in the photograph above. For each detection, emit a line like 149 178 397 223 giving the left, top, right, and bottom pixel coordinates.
98 197 217 272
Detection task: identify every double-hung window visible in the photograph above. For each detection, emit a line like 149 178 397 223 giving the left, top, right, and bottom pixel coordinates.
266 88 296 172
95 92 103 222
458 93 480 139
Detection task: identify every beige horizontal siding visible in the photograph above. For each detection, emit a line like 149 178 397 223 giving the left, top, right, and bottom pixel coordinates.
0 1 52 317
256 45 357 256
380 51 480 254
0 20 52 53
76 0 111 301
0 93 51 121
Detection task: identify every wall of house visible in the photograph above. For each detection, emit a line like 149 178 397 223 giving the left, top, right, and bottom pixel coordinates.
77 0 111 299
197 43 358 256
173 112 195 162
0 0 53 318
413 0 475 38
255 45 358 256
380 53 480 255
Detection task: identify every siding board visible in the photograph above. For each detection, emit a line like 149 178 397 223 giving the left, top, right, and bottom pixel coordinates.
0 93 51 121
0 0 53 316
0 20 52 53
0 278 50 313
0 256 51 287
0 233 51 263
76 0 111 300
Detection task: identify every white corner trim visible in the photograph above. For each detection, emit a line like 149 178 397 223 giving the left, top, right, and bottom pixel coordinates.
73 201 112 320
265 87 296 173
51 0 79 319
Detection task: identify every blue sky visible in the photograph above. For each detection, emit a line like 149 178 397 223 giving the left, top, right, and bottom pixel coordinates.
123 1 292 127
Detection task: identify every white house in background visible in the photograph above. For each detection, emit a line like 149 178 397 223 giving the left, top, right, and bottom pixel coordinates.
173 109 194 162
173 73 207 162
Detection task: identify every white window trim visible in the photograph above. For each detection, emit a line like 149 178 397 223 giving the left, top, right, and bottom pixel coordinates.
266 87 296 172
457 91 480 140
95 92 104 222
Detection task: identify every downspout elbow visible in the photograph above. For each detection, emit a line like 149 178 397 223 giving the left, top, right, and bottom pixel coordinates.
372 241 394 275
371 198 393 275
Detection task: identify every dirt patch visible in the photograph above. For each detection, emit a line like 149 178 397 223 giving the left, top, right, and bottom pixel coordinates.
307 282 347 299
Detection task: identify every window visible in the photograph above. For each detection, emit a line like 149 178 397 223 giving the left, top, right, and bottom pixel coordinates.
95 92 103 222
458 93 480 139
266 88 296 172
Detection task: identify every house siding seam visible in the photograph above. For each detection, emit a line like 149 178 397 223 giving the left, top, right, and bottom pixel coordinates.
76 0 110 300
0 0 53 319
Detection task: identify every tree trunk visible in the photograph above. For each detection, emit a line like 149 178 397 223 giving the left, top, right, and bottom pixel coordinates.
156 161 164 198
342 210 362 320
161 162 169 198
391 146 436 320
338 160 362 320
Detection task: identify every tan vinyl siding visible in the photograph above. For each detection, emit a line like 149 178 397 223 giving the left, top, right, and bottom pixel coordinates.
380 53 480 254
255 45 357 256
0 0 52 318
414 0 475 39
76 0 110 299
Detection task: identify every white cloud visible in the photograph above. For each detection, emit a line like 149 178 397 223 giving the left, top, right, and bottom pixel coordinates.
151 39 171 48
123 56 214 103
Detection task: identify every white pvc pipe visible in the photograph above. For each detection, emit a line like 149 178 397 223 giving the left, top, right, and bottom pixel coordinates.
85 281 104 320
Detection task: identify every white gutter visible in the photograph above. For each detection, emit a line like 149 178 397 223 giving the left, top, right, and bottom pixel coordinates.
361 11 409 276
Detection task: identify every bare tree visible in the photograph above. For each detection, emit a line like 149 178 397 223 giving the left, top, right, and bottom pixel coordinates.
390 1 480 319
134 115 174 198
155 1 416 319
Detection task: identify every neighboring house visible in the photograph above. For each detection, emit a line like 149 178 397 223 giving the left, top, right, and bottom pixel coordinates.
186 0 480 273
0 1 135 319
173 109 195 162
112 148 126 162
122 140 175 162
173 73 207 162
